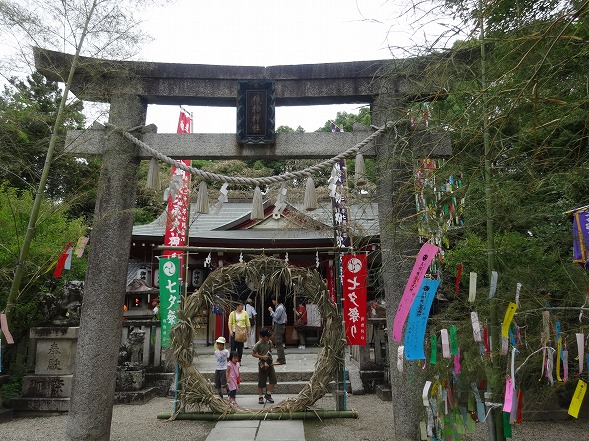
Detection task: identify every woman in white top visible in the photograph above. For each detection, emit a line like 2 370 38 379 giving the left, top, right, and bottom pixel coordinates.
244 297 257 349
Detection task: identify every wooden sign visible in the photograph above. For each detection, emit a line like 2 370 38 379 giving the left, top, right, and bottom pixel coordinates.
236 80 275 145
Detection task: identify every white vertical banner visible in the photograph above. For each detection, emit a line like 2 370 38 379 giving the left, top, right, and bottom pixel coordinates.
577 333 585 374
471 312 482 342
397 346 404 372
440 329 450 358
468 272 477 303
488 271 498 299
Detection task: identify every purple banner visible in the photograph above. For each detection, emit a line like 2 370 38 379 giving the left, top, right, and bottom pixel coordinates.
573 210 589 269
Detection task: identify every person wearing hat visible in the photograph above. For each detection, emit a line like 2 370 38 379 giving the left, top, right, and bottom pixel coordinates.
214 336 230 399
252 327 277 404
244 297 257 349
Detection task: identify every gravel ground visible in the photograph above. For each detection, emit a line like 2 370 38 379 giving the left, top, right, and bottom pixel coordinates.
2 394 589 440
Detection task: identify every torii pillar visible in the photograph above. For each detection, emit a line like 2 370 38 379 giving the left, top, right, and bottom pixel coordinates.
65 94 146 440
373 95 424 441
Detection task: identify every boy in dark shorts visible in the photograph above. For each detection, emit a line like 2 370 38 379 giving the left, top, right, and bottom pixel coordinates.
252 327 277 404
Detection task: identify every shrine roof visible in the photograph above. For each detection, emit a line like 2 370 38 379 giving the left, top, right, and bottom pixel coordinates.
132 200 379 242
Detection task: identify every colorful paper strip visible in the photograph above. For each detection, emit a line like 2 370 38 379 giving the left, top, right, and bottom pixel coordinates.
568 380 588 418
393 243 439 341
0 314 13 344
501 302 518 338
503 376 514 413
404 278 440 360
430 334 437 365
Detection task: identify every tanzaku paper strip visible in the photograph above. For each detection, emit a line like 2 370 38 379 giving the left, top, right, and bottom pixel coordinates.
568 380 587 418
393 243 439 341
501 302 518 338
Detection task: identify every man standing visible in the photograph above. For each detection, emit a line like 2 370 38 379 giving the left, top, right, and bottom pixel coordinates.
268 296 286 365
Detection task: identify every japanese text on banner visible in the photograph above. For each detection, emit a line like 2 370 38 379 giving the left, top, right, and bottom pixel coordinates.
159 257 181 348
342 254 368 345
163 110 192 271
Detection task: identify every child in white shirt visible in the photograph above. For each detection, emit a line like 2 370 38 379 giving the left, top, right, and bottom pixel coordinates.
214 336 229 398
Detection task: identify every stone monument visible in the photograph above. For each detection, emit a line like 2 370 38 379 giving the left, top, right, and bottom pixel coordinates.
10 282 83 412
11 326 79 412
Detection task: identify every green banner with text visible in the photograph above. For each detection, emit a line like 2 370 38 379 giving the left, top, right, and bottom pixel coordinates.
159 257 181 348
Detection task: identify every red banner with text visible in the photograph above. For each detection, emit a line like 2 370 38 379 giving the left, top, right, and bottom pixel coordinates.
342 253 368 345
162 110 192 273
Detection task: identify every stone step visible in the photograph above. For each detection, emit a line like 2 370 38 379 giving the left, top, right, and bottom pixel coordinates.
200 370 319 383
358 370 386 393
114 386 158 404
145 372 175 396
374 384 392 401
208 379 351 395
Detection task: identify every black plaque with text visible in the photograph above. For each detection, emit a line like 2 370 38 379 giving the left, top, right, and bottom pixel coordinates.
236 80 275 145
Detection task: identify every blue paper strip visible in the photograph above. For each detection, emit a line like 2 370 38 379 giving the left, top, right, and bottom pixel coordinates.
508 326 517 348
404 278 441 360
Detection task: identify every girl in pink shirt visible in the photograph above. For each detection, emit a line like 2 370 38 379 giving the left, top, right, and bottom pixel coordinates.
226 351 241 406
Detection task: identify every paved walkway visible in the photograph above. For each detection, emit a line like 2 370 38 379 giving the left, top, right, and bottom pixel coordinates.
191 345 358 441
204 395 304 441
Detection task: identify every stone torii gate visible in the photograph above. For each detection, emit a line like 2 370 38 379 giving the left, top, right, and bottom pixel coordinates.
35 47 450 441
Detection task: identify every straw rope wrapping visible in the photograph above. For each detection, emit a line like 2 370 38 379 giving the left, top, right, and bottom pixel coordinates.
169 255 346 416
104 122 392 186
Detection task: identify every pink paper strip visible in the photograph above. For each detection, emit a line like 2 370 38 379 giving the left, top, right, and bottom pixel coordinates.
454 348 461 375
503 376 514 412
393 243 439 341
0 313 14 344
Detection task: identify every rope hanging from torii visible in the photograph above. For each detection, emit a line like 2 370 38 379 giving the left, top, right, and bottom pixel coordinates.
104 121 393 217
104 121 393 186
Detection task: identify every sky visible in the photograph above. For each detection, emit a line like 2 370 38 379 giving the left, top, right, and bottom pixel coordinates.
0 1 457 133
138 0 435 133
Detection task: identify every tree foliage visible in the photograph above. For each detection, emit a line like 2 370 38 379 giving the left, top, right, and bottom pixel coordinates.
395 0 589 419
0 72 101 219
0 185 88 358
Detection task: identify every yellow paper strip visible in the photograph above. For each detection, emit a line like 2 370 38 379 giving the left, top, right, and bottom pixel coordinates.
501 302 518 338
568 380 587 418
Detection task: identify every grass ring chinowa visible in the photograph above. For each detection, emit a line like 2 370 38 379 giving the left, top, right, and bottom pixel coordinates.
169 255 346 415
